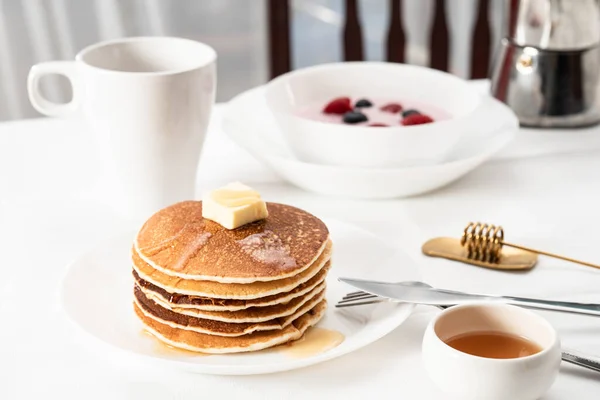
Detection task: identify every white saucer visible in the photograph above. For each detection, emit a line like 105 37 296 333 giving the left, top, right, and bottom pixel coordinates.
60 219 418 375
222 86 518 199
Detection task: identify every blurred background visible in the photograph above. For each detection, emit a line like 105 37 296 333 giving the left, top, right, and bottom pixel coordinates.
0 0 508 121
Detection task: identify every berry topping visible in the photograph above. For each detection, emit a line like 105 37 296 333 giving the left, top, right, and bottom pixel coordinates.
380 103 403 113
343 111 368 124
402 109 420 117
401 114 433 126
354 98 373 108
323 97 353 114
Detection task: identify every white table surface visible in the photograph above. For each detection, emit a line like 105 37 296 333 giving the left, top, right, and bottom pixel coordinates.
2 104 600 399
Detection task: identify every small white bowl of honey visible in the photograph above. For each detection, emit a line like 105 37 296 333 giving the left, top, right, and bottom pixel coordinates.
422 303 561 400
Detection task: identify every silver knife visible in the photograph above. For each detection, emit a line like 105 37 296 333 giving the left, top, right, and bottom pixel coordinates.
338 278 600 317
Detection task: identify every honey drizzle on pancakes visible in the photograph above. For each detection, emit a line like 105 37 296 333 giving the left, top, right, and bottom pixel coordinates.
138 221 213 272
280 327 345 358
237 231 297 270
171 232 212 271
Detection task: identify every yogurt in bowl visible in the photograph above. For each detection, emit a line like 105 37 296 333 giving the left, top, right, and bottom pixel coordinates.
296 97 452 127
264 62 483 168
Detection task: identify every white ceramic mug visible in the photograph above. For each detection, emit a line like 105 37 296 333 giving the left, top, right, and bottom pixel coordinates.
28 37 216 220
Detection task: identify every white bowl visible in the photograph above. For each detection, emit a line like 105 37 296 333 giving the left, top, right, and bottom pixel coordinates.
264 62 483 168
422 303 561 400
222 86 518 199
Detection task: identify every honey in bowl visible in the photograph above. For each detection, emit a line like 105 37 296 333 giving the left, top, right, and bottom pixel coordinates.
445 331 542 359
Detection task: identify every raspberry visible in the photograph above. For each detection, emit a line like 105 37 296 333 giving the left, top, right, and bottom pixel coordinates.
368 123 388 127
322 97 352 114
401 114 434 126
380 103 403 113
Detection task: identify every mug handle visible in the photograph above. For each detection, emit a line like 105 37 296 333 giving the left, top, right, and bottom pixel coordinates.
27 61 80 117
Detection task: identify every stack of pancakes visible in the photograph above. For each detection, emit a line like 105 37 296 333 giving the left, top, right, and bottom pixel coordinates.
132 201 331 354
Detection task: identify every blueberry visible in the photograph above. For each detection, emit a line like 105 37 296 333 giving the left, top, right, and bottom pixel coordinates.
343 111 368 124
354 99 373 108
402 109 420 117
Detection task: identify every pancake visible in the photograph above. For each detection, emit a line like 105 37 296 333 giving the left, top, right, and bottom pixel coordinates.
145 281 327 323
134 201 329 283
132 241 332 299
134 262 329 311
134 286 326 337
134 299 327 354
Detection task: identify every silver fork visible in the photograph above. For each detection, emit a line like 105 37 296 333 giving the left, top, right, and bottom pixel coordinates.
336 282 600 374
336 291 387 307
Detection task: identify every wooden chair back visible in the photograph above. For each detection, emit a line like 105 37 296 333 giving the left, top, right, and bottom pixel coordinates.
267 0 519 79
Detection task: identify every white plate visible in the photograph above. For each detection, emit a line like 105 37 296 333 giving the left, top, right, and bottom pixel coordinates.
60 219 419 375
222 86 517 199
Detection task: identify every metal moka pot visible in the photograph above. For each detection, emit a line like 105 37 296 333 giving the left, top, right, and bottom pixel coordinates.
490 0 600 128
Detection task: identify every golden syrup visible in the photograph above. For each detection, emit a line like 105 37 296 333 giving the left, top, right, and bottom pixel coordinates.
445 331 542 359
279 328 345 358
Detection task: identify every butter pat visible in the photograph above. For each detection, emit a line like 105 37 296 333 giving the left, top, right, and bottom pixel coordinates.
202 182 268 229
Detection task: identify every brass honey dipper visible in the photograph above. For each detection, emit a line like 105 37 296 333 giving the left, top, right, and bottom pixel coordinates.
422 222 600 271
